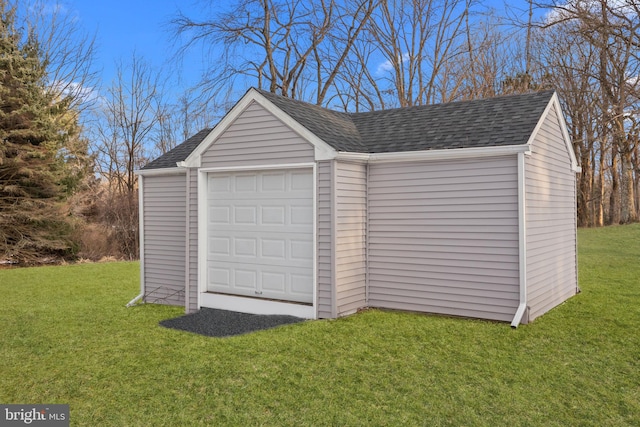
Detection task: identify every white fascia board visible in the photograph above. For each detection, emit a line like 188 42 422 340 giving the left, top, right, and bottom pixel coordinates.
135 167 187 177
335 144 530 164
334 152 370 162
182 88 338 167
526 92 581 173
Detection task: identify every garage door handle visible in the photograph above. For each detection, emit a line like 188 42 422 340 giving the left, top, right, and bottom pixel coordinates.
255 291 263 295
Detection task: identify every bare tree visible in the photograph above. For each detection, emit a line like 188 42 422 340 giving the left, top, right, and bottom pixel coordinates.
528 0 640 225
25 1 99 114
362 0 472 107
90 54 166 259
172 0 377 106
94 54 164 193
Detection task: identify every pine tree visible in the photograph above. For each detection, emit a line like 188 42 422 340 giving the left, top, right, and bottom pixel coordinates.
0 1 89 263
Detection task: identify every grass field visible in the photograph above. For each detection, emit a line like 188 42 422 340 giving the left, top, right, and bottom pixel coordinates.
1 224 639 426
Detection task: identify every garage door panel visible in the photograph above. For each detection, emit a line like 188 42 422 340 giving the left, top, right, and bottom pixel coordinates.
235 269 257 290
209 267 230 289
207 230 313 266
234 238 257 257
210 206 230 224
261 172 286 191
290 239 313 262
262 272 286 292
207 203 312 227
210 237 230 255
291 274 313 295
262 239 285 259
209 174 312 198
234 206 257 224
291 170 313 190
207 261 312 302
206 169 313 304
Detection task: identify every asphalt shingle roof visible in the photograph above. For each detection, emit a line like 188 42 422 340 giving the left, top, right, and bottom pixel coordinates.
141 127 212 170
142 89 555 169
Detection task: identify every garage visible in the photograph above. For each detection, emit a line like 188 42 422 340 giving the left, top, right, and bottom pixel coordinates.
205 168 314 305
138 87 579 325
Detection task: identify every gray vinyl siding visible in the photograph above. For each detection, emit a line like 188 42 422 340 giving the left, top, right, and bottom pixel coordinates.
143 173 186 306
316 160 333 318
186 168 199 313
335 161 367 316
200 101 315 168
367 157 520 322
525 104 578 321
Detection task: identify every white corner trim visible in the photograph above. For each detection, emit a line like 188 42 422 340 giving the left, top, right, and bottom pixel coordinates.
197 169 208 310
312 163 318 318
336 144 530 164
182 88 338 167
511 152 528 328
138 175 145 302
184 170 191 314
135 167 187 177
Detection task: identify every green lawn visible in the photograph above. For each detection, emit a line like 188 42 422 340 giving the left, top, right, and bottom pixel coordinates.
1 225 639 426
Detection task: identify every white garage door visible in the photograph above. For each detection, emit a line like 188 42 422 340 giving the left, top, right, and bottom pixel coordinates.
206 168 314 303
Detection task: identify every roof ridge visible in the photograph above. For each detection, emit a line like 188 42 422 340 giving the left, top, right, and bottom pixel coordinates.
142 88 556 169
349 89 555 117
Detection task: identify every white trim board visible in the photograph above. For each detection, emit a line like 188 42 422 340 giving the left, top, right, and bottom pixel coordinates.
138 176 145 301
526 92 581 173
336 144 531 164
198 162 315 173
200 293 316 319
197 165 318 319
135 167 186 177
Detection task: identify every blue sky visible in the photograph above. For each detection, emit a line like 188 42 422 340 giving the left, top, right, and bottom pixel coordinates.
57 0 541 104
63 0 204 95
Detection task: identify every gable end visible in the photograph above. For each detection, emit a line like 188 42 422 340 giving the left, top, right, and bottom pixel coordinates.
183 88 337 168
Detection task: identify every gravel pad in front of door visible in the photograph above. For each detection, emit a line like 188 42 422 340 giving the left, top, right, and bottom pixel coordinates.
159 308 305 337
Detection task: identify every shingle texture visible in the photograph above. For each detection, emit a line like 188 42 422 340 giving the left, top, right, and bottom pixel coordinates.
141 127 212 170
142 89 554 169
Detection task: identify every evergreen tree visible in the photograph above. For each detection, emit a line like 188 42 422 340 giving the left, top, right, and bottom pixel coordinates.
0 1 89 263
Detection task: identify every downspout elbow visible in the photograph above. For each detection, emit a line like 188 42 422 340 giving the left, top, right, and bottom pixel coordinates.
511 303 527 328
126 293 143 307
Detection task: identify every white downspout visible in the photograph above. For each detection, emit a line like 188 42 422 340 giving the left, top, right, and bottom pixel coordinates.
511 152 528 328
127 174 145 307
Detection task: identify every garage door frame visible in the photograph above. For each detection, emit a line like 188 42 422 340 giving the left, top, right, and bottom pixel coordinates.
197 163 317 319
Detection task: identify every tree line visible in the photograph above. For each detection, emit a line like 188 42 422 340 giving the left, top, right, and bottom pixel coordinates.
1 0 638 264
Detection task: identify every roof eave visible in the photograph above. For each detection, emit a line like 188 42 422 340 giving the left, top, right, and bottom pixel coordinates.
135 166 187 177
335 144 531 163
